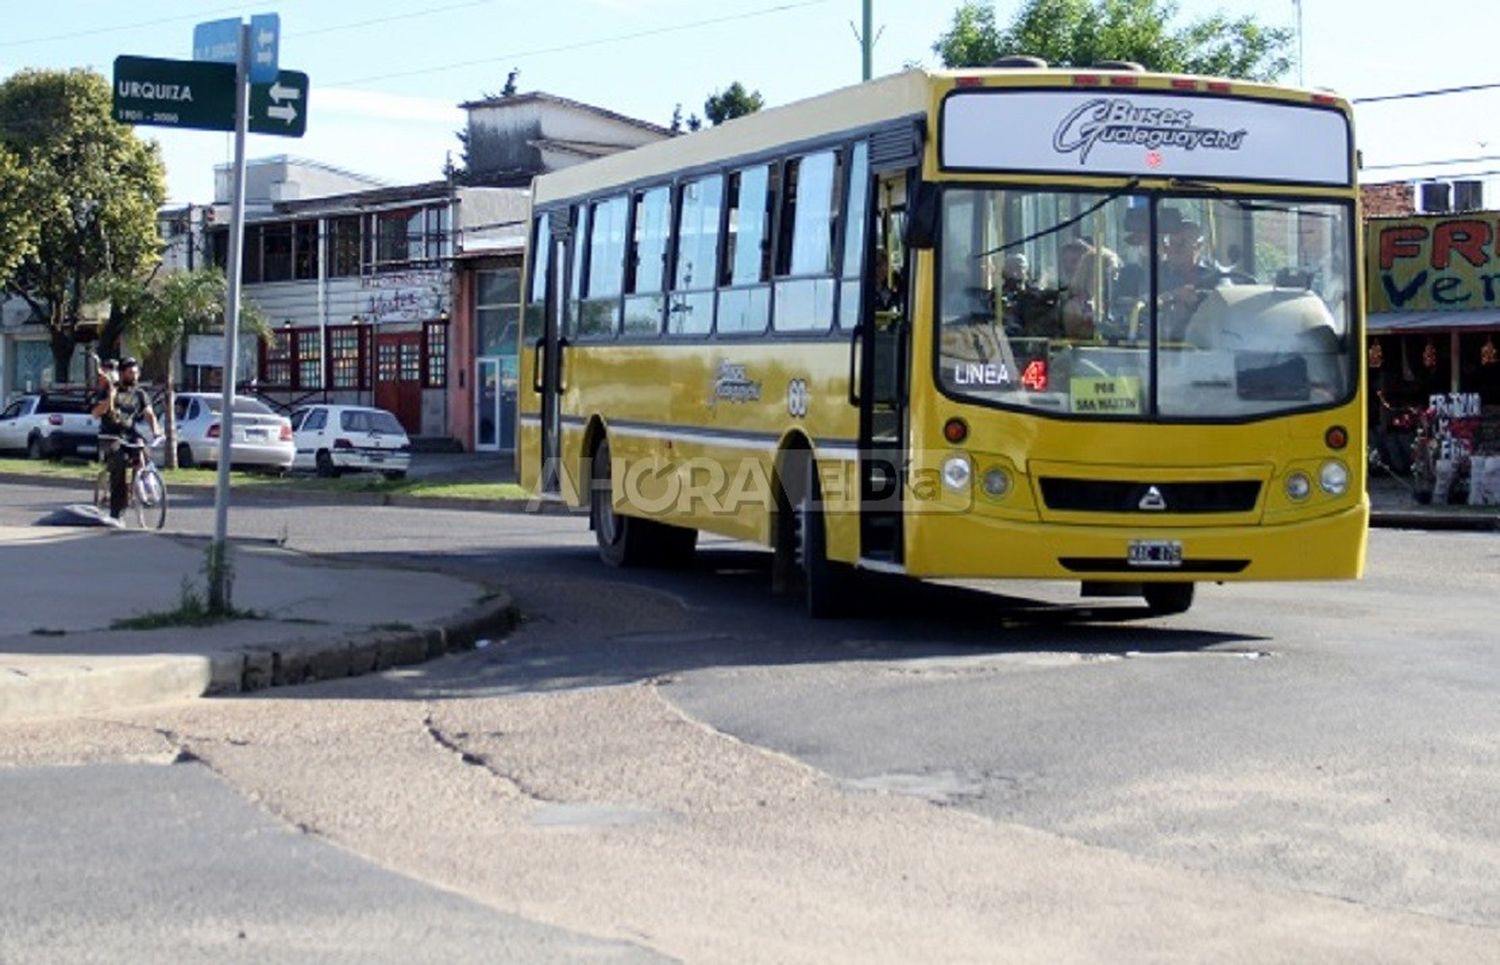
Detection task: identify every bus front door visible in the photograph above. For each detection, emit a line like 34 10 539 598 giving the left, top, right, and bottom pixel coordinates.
858 173 911 565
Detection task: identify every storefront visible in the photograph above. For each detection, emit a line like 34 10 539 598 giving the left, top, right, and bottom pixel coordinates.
1366 214 1500 503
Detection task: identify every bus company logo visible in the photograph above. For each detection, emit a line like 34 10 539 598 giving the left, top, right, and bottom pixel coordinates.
1138 485 1168 511
1053 98 1248 164
709 360 761 409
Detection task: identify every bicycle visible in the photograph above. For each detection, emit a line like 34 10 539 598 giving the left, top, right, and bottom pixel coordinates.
93 436 168 530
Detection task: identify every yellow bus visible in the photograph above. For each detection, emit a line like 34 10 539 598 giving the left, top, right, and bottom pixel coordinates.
518 63 1367 617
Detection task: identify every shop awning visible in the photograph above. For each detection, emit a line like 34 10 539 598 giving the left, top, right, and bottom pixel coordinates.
1367 309 1500 333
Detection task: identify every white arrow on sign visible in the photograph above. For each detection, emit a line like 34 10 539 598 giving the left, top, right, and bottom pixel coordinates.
268 81 301 103
266 104 298 124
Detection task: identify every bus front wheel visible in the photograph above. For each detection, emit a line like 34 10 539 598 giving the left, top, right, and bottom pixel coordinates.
796 459 853 619
1143 583 1195 616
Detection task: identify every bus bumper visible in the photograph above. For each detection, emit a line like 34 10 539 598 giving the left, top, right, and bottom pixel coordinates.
904 499 1369 582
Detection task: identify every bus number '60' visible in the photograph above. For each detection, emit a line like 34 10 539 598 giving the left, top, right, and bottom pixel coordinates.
787 379 810 418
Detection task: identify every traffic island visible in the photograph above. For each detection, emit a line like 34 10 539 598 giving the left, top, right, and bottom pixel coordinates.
0 527 517 723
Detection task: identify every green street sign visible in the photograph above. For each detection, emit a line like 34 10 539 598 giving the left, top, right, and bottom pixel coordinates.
248 70 308 138
113 56 309 138
113 55 235 132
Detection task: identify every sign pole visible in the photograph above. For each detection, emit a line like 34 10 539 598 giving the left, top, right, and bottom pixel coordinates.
209 22 250 612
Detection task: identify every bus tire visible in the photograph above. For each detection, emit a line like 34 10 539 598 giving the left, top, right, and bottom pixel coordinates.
591 440 649 568
798 459 853 619
1143 582 1195 616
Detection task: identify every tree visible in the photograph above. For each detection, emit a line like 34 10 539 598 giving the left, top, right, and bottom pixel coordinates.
0 147 37 286
0 68 167 383
111 267 267 469
704 82 764 126
933 0 1292 82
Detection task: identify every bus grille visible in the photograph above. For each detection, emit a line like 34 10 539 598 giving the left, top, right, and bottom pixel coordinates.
1039 478 1262 514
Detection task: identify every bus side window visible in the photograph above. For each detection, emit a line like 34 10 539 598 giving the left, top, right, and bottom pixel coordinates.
669 175 722 337
838 141 870 331
523 212 551 342
565 204 589 339
773 150 841 333
579 194 627 338
623 185 671 336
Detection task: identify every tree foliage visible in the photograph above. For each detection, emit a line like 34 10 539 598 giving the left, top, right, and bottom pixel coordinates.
933 0 1292 82
108 267 267 468
0 68 167 381
704 82 765 127
0 147 36 285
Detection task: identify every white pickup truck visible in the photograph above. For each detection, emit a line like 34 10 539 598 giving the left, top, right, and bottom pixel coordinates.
0 392 100 459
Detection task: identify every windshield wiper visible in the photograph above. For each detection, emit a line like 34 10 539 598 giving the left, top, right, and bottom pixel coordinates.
977 178 1142 259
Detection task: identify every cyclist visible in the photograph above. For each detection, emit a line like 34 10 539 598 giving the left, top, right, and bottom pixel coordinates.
90 357 159 522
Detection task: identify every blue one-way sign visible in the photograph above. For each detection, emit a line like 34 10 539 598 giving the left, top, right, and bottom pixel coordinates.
249 13 280 84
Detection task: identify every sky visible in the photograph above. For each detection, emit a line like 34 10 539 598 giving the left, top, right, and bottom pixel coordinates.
3 0 1499 204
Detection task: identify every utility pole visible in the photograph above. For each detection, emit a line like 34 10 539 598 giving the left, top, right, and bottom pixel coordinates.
862 0 873 81
209 22 251 611
1293 0 1305 86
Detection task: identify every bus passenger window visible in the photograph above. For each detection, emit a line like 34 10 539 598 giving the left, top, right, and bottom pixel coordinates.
624 186 670 335
670 175 722 336
774 150 841 332
839 141 870 330
523 212 550 340
718 164 774 335
578 194 627 337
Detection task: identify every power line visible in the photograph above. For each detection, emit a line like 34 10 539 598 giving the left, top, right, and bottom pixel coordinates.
293 1 501 39
0 2 269 49
1353 81 1500 105
325 0 830 88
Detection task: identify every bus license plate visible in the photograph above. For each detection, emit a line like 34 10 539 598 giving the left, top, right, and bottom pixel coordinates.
1128 540 1182 568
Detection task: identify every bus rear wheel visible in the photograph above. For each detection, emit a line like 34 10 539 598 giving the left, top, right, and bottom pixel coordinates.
1143 583 1195 616
590 440 696 568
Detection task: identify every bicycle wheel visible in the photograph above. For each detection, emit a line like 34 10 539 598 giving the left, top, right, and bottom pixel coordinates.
133 468 168 530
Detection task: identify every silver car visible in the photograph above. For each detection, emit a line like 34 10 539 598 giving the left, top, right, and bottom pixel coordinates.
168 393 295 470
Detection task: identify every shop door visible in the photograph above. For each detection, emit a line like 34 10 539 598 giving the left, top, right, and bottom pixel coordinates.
475 357 501 451
375 332 423 434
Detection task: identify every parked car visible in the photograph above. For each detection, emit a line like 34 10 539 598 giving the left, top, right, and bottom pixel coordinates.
0 392 100 460
167 393 294 471
290 405 411 479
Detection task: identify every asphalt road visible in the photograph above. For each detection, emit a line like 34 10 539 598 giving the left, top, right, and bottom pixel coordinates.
1 480 1497 961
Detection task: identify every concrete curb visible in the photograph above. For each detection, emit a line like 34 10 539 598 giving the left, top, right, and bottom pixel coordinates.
1369 511 1500 532
0 593 520 724
0 470 580 516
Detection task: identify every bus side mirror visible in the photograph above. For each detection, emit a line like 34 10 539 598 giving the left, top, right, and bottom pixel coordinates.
905 182 940 250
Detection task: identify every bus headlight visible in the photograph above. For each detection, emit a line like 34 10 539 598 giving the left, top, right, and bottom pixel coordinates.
1319 460 1349 495
942 455 972 492
981 466 1010 498
1285 472 1311 501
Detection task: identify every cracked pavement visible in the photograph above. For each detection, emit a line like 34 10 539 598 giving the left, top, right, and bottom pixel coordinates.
1 484 1498 961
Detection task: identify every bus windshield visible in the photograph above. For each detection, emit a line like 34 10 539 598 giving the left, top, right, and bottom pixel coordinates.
937 188 1354 420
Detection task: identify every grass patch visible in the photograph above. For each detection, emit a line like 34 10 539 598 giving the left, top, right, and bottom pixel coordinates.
112 588 260 631
1 457 530 503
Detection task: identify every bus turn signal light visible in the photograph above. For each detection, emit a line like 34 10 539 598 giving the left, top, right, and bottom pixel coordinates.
943 418 969 444
1325 425 1348 450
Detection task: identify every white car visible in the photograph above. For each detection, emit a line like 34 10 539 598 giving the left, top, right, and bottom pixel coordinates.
290 404 411 479
169 393 295 471
0 393 100 459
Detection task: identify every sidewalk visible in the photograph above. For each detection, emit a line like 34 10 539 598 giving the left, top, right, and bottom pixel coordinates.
1366 475 1500 532
0 526 516 723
